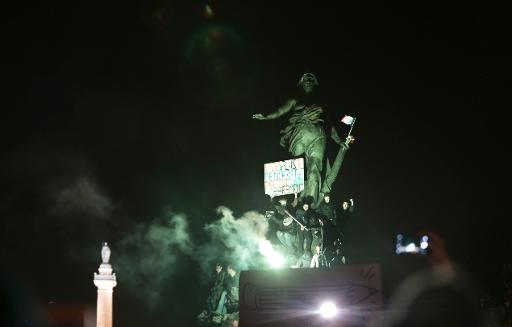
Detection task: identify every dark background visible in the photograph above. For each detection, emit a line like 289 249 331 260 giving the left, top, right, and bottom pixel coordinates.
2 0 509 326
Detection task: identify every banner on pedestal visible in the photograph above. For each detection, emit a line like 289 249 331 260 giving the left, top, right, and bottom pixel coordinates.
264 158 305 198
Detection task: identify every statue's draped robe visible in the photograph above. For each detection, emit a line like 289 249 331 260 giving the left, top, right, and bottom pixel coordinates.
280 104 326 204
279 103 350 206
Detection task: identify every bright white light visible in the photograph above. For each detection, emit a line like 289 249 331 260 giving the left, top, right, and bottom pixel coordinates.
319 301 338 318
406 243 417 252
267 251 284 268
420 241 429 249
258 239 285 268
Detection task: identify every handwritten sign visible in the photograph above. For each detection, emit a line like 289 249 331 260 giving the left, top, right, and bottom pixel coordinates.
240 265 382 326
264 158 305 198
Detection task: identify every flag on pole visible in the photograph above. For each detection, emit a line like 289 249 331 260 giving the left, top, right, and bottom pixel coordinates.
341 115 355 125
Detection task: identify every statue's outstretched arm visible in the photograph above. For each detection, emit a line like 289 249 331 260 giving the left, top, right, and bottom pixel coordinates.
252 99 296 120
330 126 342 145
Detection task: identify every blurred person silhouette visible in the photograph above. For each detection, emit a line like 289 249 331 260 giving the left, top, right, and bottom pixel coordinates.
197 263 226 323
0 271 38 327
294 196 316 264
375 231 484 327
270 195 297 253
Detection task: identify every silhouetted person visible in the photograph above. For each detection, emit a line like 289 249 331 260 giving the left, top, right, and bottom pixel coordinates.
208 263 225 310
318 216 339 265
270 195 297 252
376 231 484 327
212 265 239 324
317 193 336 225
197 263 226 323
330 245 346 266
295 197 315 255
336 198 354 235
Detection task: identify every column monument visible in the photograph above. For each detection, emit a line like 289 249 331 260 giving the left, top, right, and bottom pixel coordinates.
93 242 117 327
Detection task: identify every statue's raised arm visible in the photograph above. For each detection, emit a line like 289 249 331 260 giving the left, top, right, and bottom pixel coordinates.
252 99 297 120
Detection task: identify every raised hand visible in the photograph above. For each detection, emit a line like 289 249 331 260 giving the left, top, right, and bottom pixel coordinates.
252 113 266 120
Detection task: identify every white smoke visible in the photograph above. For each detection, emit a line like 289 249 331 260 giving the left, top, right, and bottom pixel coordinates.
112 206 275 308
50 176 113 219
196 206 270 275
115 212 193 309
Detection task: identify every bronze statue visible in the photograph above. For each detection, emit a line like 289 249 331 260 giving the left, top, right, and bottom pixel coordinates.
253 73 353 207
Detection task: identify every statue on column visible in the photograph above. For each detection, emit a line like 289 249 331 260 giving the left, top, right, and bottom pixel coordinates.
252 73 354 207
101 242 111 264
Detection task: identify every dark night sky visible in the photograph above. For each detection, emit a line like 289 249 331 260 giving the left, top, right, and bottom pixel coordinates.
1 1 510 326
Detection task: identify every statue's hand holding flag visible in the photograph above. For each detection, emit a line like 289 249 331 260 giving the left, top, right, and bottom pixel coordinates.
341 115 356 145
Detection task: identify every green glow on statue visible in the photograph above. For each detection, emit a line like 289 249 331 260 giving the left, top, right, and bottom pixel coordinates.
253 73 353 207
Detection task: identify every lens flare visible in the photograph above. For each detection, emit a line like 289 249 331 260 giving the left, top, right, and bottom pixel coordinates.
319 301 338 318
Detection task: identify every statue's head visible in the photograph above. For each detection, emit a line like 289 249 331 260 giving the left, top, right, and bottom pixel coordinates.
297 72 318 94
